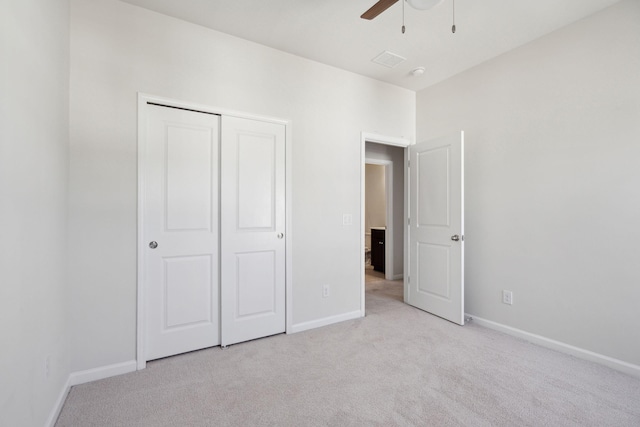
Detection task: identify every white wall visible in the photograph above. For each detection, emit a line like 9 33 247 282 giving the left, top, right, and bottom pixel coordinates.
365 142 405 277
416 0 640 366
365 164 386 249
68 0 414 372
0 0 71 425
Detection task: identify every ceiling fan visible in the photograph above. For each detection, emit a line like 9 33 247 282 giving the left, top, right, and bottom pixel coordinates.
360 0 445 20
361 0 455 35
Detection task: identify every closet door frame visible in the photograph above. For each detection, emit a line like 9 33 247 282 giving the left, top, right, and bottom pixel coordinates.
136 93 293 370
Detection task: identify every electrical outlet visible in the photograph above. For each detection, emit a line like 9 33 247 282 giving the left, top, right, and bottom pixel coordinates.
323 284 330 298
502 290 513 305
342 214 353 226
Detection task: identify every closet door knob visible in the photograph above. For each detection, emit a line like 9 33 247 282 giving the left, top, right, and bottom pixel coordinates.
149 241 158 249
277 233 284 239
451 235 460 242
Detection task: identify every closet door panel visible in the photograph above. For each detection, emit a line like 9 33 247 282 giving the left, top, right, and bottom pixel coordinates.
221 116 286 346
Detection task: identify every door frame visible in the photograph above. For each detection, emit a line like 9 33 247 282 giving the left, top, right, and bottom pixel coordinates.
360 132 410 316
136 93 293 369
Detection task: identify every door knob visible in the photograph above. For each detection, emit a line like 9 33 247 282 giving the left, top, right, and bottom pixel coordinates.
451 235 460 242
149 241 158 249
277 233 284 239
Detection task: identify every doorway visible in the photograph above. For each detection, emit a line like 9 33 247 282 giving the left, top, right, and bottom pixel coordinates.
364 161 391 280
360 131 466 325
360 133 410 315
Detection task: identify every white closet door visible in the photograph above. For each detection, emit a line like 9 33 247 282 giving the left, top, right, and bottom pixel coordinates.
144 104 220 360
220 116 286 346
407 132 465 325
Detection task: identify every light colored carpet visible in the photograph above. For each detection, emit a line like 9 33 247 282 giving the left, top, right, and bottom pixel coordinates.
364 265 386 284
56 279 640 426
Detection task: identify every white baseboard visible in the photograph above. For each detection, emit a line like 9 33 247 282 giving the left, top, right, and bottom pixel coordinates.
391 273 403 280
69 360 138 386
46 360 137 426
467 314 640 379
290 310 363 334
45 376 71 427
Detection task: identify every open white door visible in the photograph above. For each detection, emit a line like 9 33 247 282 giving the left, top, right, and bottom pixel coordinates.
220 116 286 346
144 104 220 360
407 132 464 325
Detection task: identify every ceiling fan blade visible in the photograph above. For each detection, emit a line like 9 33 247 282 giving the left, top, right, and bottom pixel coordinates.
361 0 400 20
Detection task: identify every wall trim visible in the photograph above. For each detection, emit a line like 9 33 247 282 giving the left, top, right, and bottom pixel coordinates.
45 376 72 427
46 360 137 426
290 310 362 334
69 360 138 386
362 131 412 147
468 314 640 379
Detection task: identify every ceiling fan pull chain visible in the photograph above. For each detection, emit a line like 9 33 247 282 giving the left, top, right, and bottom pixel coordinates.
451 0 456 33
402 0 406 33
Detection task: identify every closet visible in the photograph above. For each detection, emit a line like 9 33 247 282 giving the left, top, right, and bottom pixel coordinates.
140 102 286 362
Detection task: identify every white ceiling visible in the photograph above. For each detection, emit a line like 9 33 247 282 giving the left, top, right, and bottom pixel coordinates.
119 0 622 92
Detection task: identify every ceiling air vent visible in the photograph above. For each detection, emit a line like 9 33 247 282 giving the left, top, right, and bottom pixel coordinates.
372 50 406 68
